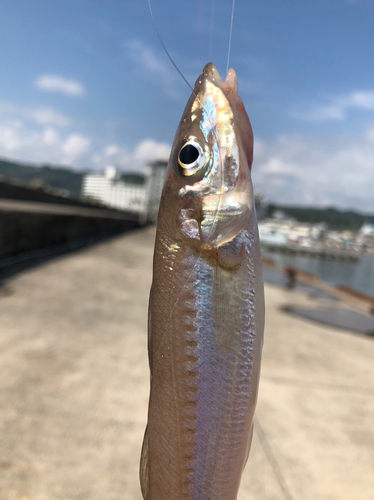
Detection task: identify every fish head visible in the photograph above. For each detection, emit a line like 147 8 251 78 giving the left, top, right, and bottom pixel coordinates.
162 63 255 250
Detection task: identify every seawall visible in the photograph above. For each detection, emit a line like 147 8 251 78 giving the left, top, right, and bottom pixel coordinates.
0 197 140 261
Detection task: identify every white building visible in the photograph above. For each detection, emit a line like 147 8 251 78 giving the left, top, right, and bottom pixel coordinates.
254 192 268 221
258 225 288 246
258 216 325 247
360 223 374 237
81 162 167 223
145 161 168 223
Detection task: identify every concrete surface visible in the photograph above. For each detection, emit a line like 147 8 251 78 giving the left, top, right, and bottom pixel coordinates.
0 228 373 500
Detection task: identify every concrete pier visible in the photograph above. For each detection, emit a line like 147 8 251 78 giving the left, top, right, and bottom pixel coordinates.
0 228 373 500
0 199 139 260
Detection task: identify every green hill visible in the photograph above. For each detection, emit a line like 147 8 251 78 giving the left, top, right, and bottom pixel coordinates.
0 158 84 199
1 157 373 230
0 158 147 199
267 204 374 231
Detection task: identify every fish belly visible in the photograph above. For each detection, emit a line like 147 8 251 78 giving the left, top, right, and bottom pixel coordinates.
141 226 264 500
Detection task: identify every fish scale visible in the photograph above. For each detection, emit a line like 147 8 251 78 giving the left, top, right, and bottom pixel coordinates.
141 63 264 500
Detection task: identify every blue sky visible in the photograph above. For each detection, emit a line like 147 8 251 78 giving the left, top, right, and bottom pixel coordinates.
1 0 374 210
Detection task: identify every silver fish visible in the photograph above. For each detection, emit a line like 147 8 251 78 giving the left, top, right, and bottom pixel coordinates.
141 63 264 500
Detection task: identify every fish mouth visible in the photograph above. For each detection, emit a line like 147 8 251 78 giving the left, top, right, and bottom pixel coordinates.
201 62 238 98
199 63 254 171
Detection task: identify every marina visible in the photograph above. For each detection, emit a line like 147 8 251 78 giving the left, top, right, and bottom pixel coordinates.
261 242 359 261
263 250 374 299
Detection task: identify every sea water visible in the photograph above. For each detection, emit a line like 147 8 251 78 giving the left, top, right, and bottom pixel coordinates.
263 251 374 298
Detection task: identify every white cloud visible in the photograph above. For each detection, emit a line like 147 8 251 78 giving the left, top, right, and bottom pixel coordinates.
124 39 183 100
299 89 374 122
42 127 60 146
0 118 90 167
0 99 168 171
61 134 91 162
92 138 170 172
0 100 93 167
366 128 374 143
104 144 120 156
32 107 71 127
133 139 170 164
0 101 70 127
348 91 374 110
304 104 346 122
0 121 33 153
35 75 85 97
92 143 130 170
252 130 374 211
126 39 169 76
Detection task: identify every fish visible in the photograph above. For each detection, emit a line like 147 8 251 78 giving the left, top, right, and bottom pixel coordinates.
140 62 265 500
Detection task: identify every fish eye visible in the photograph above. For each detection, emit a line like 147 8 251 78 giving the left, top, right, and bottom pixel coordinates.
179 144 199 165
178 139 210 176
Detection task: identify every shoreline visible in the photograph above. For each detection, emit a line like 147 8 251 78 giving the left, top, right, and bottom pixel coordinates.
262 248 374 300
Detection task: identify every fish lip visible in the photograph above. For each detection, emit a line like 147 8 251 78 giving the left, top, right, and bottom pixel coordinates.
202 62 238 97
198 62 254 171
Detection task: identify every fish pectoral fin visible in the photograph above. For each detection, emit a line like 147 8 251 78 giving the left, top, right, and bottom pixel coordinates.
139 425 150 500
205 206 251 248
243 423 254 469
217 242 245 270
148 289 153 368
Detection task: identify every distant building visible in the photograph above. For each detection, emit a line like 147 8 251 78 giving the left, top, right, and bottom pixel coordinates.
145 160 168 223
258 215 329 247
357 223 374 250
82 166 147 214
360 223 374 237
254 193 268 221
81 161 167 223
258 225 288 246
310 222 327 241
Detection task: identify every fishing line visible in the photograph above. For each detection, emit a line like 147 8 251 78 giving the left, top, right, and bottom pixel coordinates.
147 0 229 350
147 0 195 95
254 416 295 500
208 0 216 61
147 0 226 236
226 0 236 73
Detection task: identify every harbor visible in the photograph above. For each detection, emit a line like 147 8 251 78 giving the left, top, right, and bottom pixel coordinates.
0 228 373 500
261 242 359 261
258 208 374 264
263 250 374 299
